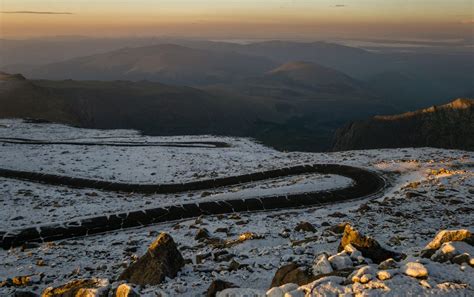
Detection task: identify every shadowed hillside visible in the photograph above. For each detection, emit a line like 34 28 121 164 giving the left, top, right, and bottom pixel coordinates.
0 72 395 151
332 98 474 151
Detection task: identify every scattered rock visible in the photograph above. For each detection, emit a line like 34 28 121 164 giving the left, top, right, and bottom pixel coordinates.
119 233 184 285
196 252 212 264
42 278 109 297
338 225 403 263
215 227 229 234
378 258 398 270
294 222 316 233
377 270 393 281
12 276 32 287
451 253 471 265
327 222 349 234
195 228 211 241
228 259 241 271
225 232 264 247
328 212 347 218
350 266 377 283
114 283 139 297
402 262 428 278
206 280 237 297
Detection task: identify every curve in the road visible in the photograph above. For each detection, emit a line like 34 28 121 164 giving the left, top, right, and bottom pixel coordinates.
0 164 386 249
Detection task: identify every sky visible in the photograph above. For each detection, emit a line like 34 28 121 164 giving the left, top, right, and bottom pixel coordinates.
1 0 473 40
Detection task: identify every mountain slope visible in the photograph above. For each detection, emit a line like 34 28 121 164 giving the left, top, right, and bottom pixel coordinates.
332 98 474 151
265 61 362 92
0 72 276 135
24 44 277 85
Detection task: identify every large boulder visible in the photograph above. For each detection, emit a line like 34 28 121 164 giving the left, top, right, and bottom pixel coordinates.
41 278 109 297
420 229 473 258
338 225 403 264
119 233 184 286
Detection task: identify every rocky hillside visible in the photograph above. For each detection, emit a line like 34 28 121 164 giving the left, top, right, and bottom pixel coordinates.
332 98 474 151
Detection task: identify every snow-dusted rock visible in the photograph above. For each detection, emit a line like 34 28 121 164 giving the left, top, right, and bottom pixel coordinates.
431 241 474 264
350 265 377 283
421 229 473 258
338 225 403 263
216 288 266 297
312 254 333 275
401 262 428 278
328 252 353 270
299 276 346 296
266 283 299 297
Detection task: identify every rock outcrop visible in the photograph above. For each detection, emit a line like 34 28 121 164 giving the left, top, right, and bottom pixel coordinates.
119 233 184 286
338 225 404 263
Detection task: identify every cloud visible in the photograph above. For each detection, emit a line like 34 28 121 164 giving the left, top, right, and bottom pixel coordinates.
460 19 474 24
334 4 347 8
1 11 73 15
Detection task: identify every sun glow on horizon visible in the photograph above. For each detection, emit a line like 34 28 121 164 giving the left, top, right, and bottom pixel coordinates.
1 0 472 39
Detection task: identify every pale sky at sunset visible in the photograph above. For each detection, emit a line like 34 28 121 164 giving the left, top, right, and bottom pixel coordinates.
1 0 473 39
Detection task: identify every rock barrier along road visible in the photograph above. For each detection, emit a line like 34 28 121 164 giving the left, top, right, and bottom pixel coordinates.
0 164 387 249
0 137 230 148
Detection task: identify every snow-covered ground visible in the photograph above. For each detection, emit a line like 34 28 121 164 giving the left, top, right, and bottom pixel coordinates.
0 119 472 296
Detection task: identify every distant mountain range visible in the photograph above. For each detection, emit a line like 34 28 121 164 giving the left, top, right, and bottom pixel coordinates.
3 39 472 110
0 71 393 151
1 38 472 152
18 44 276 85
332 98 474 151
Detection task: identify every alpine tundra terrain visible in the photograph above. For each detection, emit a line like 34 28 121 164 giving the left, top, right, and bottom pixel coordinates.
0 119 472 296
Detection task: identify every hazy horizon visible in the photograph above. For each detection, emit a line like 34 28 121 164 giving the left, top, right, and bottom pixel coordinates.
1 0 473 40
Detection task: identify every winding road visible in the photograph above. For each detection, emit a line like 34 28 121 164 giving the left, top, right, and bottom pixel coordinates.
0 163 387 249
0 137 230 148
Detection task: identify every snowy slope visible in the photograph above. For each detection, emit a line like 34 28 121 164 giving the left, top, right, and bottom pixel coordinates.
0 119 472 296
